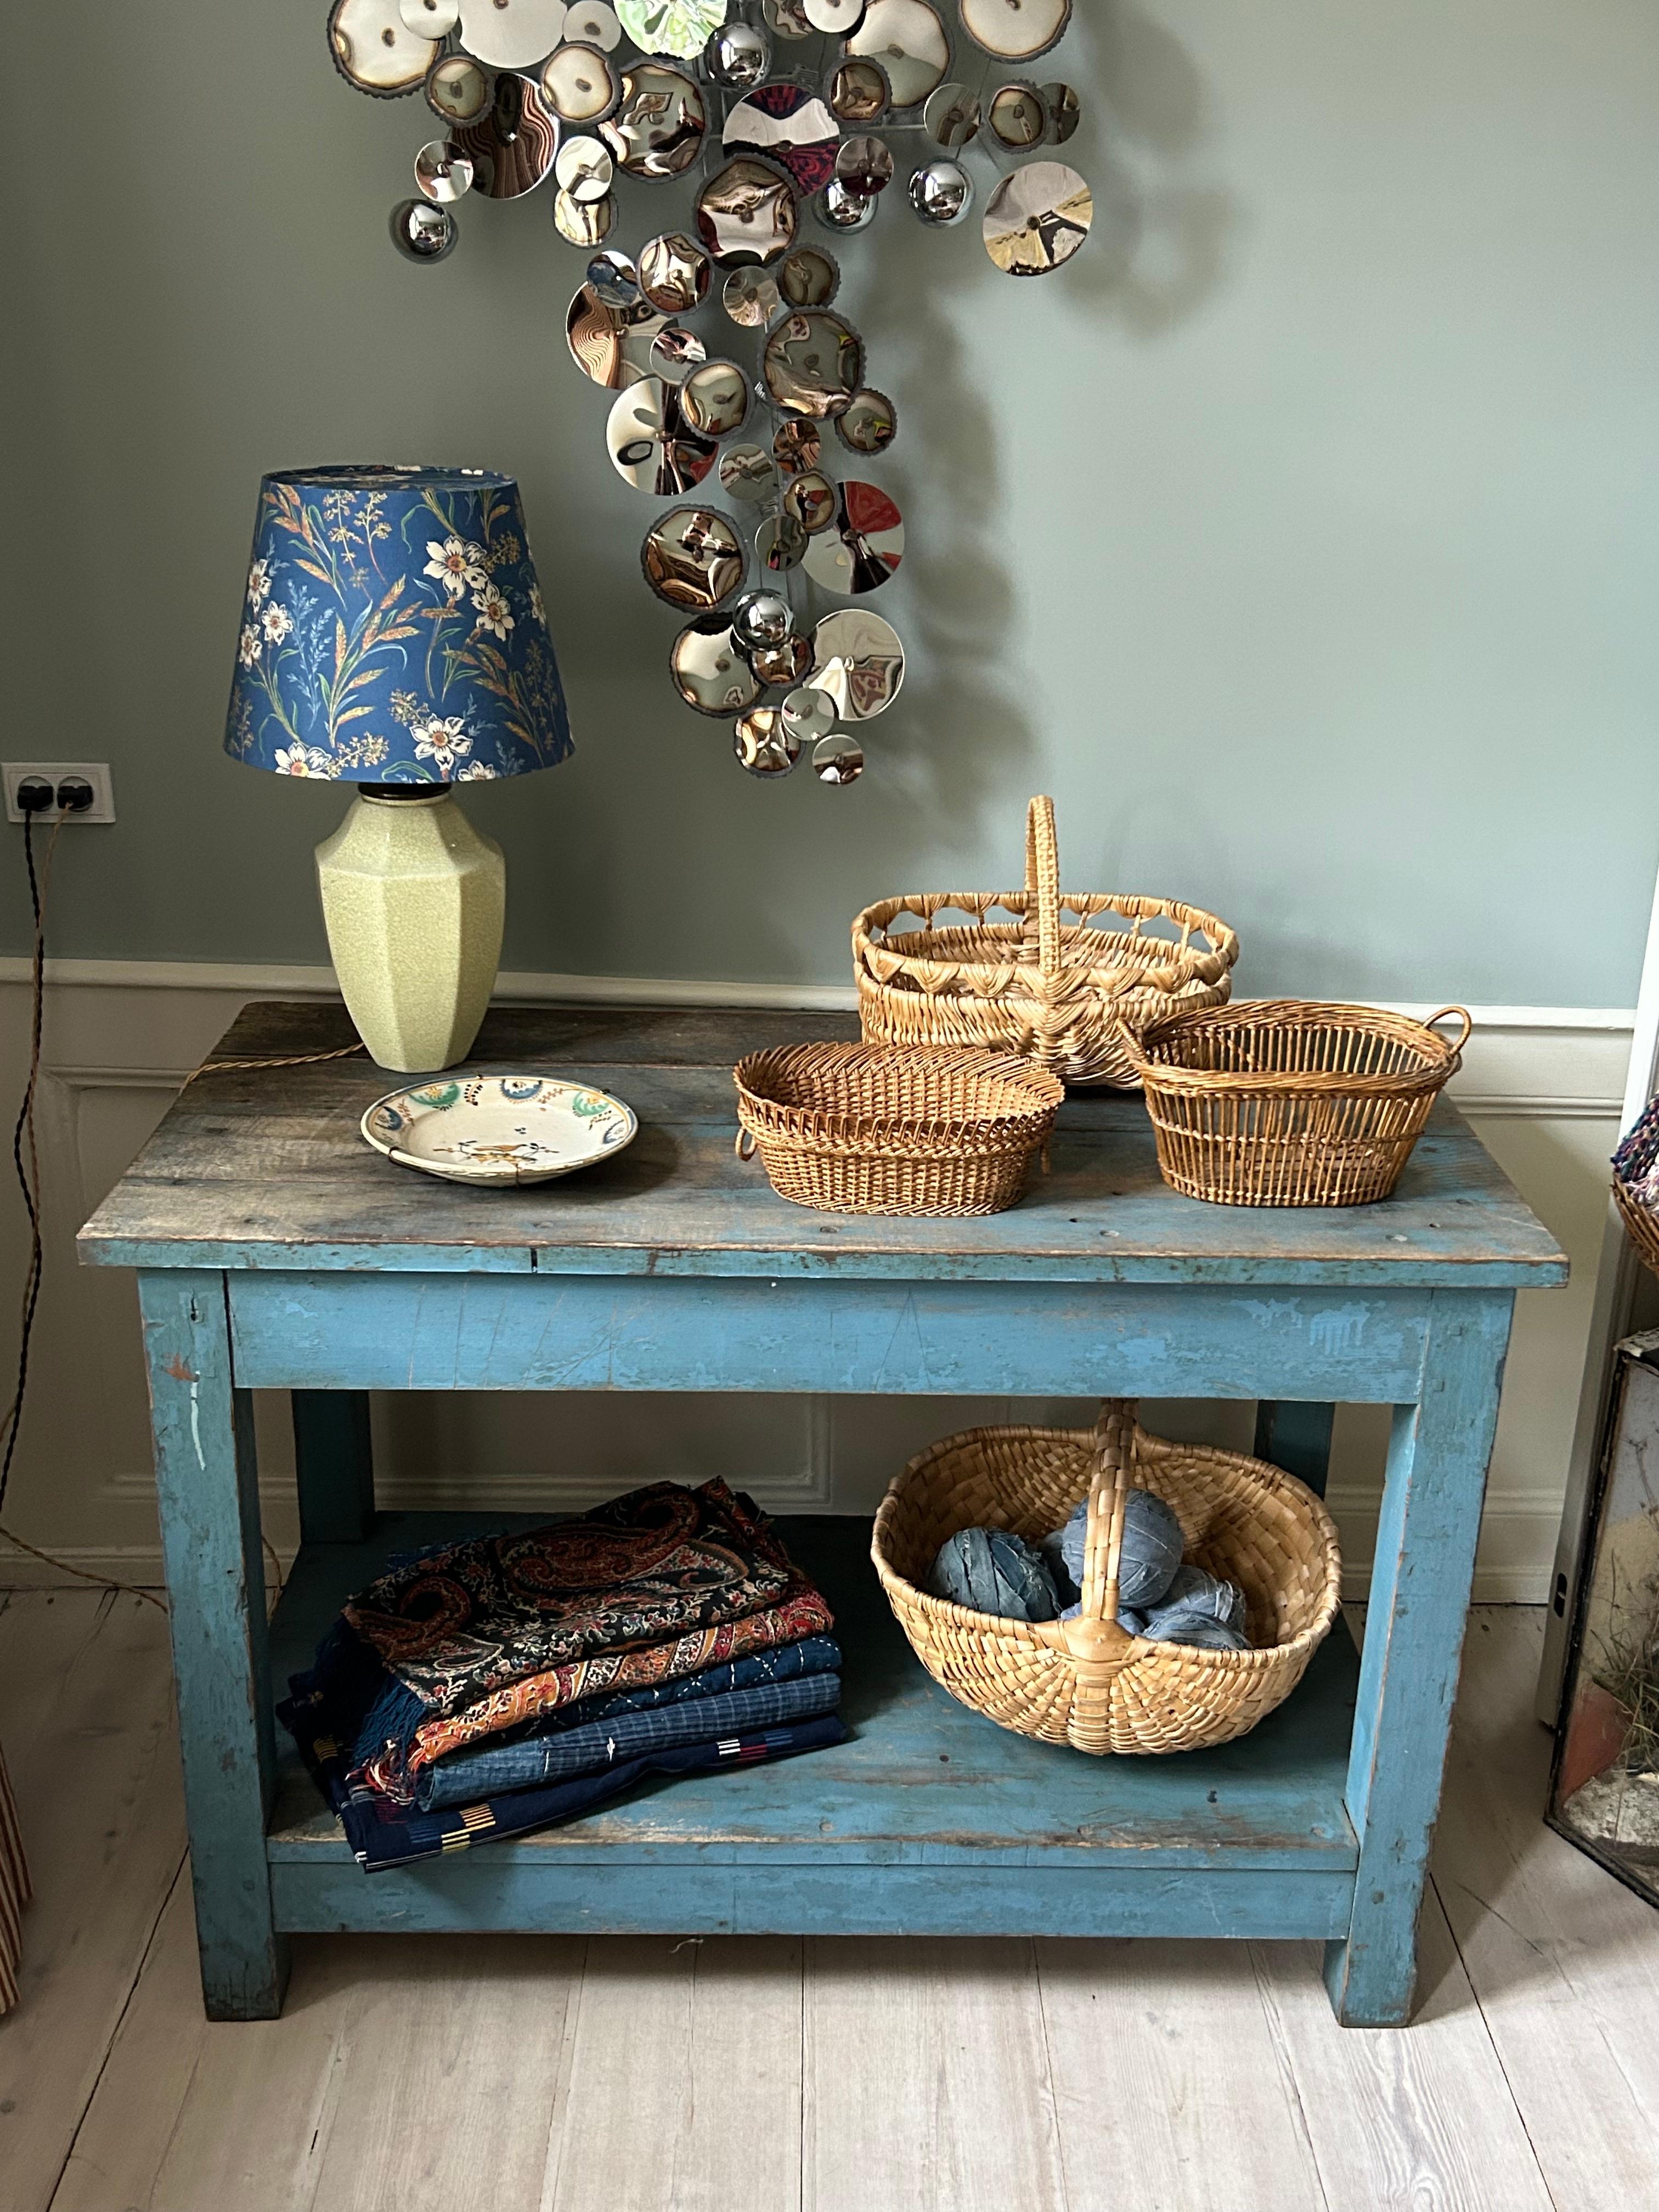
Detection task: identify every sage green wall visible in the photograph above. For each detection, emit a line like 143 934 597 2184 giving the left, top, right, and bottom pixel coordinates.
6 0 1657 1002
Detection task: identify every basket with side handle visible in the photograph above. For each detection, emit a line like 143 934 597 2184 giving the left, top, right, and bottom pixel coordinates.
871 1398 1342 1755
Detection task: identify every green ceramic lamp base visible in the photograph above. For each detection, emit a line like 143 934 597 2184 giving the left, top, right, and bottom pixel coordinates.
315 789 505 1074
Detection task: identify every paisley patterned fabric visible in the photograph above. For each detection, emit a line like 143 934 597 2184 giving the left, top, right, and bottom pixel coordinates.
343 1479 791 1717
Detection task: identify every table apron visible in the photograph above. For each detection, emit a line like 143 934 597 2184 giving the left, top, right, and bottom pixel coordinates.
224 1270 1434 1400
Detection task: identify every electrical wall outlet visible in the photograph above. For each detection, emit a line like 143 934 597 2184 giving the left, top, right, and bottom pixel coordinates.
3 762 116 823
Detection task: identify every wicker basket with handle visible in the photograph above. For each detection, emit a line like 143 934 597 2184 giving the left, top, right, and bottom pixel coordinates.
1120 999 1471 1208
872 1399 1342 1755
1610 1097 1659 1277
852 795 1239 1088
733 1041 1064 1217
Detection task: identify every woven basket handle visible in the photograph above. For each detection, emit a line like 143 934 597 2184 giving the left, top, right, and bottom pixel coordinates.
1024 796 1063 979
1422 1005 1473 1058
1078 1399 1137 1622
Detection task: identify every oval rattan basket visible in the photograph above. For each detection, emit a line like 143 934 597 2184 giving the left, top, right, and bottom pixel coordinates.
1611 1097 1659 1278
853 796 1240 1088
1119 1000 1472 1207
872 1400 1342 1756
733 1042 1064 1217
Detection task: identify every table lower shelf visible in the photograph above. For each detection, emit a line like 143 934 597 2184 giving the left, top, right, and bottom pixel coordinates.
264 1514 1362 1942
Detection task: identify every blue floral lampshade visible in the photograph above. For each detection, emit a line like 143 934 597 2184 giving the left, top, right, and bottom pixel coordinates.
224 465 573 783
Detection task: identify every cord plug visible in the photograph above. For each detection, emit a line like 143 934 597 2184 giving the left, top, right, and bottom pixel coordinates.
55 776 94 814
15 777 54 814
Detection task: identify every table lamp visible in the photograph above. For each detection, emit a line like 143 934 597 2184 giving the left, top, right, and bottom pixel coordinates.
225 464 572 1072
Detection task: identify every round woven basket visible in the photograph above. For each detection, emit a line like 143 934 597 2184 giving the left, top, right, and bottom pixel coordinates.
853 797 1240 1088
733 1042 1064 1217
872 1401 1342 1755
1120 1000 1472 1208
1613 1176 1659 1279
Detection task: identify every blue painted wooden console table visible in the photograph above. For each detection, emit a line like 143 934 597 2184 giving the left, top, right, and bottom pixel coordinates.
77 1002 1566 2027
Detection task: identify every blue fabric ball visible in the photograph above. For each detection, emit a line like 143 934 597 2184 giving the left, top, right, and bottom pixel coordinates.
1139 1606 1251 1652
1058 1488 1183 1610
1156 1565 1247 1635
927 1528 1059 1622
1058 1602 1148 1631
1036 1530 1079 1610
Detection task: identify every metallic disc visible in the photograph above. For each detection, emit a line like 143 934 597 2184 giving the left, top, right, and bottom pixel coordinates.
828 56 889 125
390 196 458 258
415 138 474 200
718 442 776 501
542 41 620 121
641 506 746 610
600 61 706 177
723 86 840 196
802 479 904 594
761 0 814 39
426 52 492 123
650 323 708 381
923 79 978 144
806 607 904 719
756 514 808 571
813 731 865 783
640 230 711 311
781 684 836 742
565 281 667 385
695 157 798 267
834 387 897 454
703 20 771 86
400 0 460 35
1041 80 1080 143
783 469 837 533
778 244 839 306
555 134 613 198
330 0 437 94
815 179 877 233
958 0 1069 61
456 0 567 69
616 0 730 60
749 631 812 684
762 309 864 419
733 709 802 777
804 0 864 28
907 155 972 224
845 0 949 109
671 616 761 715
554 185 614 242
731 589 794 649
587 246 639 305
454 77 561 196
722 268 782 326
563 0 622 44
983 159 1091 274
834 134 894 194
988 81 1044 148
773 419 821 475
607 376 717 493
680 358 750 437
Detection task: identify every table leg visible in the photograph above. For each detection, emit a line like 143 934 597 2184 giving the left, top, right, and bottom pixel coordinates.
1324 1288 1515 2025
1253 1401 1335 1497
291 1391 375 1544
139 1269 288 2021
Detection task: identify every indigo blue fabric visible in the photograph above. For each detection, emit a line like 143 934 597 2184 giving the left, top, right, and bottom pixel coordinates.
277 1690 851 1873
225 466 573 783
416 1669 843 1808
927 1528 1058 1622
511 1633 842 1739
1058 1488 1183 1610
1155 1566 1246 1633
1139 1609 1251 1652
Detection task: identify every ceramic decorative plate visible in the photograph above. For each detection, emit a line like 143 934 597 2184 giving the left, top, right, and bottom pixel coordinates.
361 1076 639 1185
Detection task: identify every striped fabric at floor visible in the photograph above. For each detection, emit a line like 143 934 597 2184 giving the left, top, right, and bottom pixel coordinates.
0 1740 29 2012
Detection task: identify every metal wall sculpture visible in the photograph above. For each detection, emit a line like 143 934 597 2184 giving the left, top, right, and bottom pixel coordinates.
331 0 1091 786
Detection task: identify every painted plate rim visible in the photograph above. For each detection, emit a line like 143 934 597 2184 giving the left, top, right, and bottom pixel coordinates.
359 1073 640 1184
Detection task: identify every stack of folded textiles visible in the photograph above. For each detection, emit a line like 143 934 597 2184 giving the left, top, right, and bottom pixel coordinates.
278 1477 847 1872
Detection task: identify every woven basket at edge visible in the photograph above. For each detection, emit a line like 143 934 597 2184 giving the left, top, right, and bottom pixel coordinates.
733 1042 1064 1217
852 795 1240 1088
872 1401 1342 1756
1120 999 1472 1207
1614 1176 1659 1279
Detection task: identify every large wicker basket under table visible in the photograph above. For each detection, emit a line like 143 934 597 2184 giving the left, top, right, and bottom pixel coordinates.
872 1401 1342 1756
853 795 1239 1088
733 1041 1064 1217
1120 1000 1472 1208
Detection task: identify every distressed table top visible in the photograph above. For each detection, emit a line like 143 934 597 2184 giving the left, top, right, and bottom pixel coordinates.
78 1001 1567 1288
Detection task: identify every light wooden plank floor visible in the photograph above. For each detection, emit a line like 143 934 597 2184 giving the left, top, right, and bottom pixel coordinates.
2 1598 1655 2212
